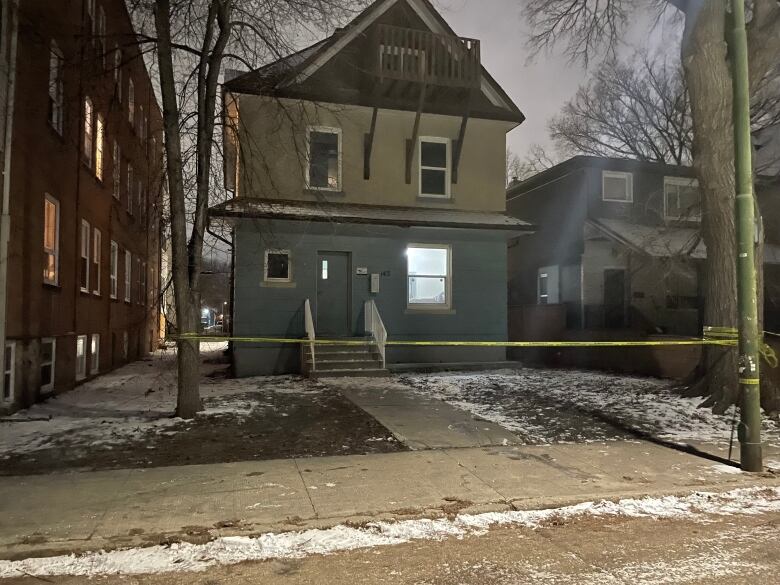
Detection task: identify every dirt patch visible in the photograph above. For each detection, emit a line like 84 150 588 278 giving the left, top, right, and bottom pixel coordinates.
0 385 406 476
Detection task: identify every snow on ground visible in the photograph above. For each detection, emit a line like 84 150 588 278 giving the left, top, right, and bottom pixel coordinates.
1 485 778 578
0 343 323 459
398 369 780 447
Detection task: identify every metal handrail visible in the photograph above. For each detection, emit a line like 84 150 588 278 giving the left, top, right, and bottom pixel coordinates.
364 299 387 368
304 298 316 372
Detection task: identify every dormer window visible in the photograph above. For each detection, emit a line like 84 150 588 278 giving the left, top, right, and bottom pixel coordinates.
306 127 341 191
664 176 701 221
419 137 450 198
602 171 633 202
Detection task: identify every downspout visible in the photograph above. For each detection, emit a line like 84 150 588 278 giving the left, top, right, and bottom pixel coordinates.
0 0 20 403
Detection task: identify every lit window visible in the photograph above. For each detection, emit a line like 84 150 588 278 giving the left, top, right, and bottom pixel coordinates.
48 41 64 134
92 228 101 295
264 249 291 282
40 338 56 393
112 141 121 199
538 273 549 305
90 334 100 375
80 220 90 292
321 259 328 280
83 96 94 167
602 170 633 202
407 244 450 308
110 240 118 299
124 250 131 302
307 127 341 190
43 195 59 285
128 78 135 126
95 113 105 180
76 335 87 380
419 138 450 198
664 177 701 221
3 342 14 403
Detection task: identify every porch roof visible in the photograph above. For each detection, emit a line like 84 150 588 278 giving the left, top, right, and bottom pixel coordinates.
209 198 534 232
588 218 780 264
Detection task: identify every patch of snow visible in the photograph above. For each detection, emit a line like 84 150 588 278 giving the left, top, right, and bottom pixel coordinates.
1 486 778 578
709 463 743 475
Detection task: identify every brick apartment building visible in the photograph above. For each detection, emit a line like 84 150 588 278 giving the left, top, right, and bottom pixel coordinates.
0 0 163 410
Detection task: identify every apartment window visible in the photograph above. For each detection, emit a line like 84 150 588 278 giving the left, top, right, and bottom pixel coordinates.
407 244 451 308
80 220 90 292
664 177 701 221
124 250 131 302
48 41 64 134
92 228 101 295
128 78 135 126
602 171 633 202
264 249 290 282
40 338 56 393
306 127 341 190
43 195 60 285
126 163 133 214
538 272 549 305
96 5 106 69
90 334 100 375
83 96 94 167
419 137 450 198
110 241 118 298
134 257 140 303
112 141 120 198
95 113 105 180
3 342 14 402
76 335 87 380
139 185 147 224
140 261 146 305
113 46 122 102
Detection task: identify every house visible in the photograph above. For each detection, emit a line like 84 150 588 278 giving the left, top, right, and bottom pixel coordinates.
209 0 531 376
0 0 164 411
506 156 780 345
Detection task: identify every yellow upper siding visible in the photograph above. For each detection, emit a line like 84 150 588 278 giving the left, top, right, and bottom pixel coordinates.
235 96 513 213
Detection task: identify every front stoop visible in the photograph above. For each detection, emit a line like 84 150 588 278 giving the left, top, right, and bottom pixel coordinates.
302 338 389 378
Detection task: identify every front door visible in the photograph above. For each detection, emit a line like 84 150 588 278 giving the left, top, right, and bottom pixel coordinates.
316 252 351 336
603 269 627 328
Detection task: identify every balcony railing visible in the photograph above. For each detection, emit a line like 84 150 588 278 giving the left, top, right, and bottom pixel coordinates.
374 24 481 89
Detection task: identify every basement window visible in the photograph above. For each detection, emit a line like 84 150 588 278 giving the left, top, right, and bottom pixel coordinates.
306 127 341 191
407 244 451 309
40 338 56 393
264 250 291 283
76 335 87 380
419 137 450 198
90 334 100 375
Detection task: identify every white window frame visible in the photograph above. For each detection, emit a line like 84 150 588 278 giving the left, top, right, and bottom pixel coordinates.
43 194 60 286
40 338 56 393
112 140 120 198
305 126 342 192
602 170 633 202
83 96 94 168
663 176 701 221
263 249 292 283
90 333 100 375
48 40 64 135
124 249 131 303
95 112 105 180
80 219 90 293
538 272 549 305
3 341 14 403
92 228 101 295
418 136 451 199
110 240 118 299
76 335 87 381
406 243 452 310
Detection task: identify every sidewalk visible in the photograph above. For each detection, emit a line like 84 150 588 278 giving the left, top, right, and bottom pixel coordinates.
1 440 776 561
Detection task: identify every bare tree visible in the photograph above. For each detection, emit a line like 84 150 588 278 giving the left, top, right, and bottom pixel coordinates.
525 0 780 415
506 144 557 185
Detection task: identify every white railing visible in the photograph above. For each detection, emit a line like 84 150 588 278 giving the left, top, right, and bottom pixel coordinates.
304 298 316 372
364 299 387 368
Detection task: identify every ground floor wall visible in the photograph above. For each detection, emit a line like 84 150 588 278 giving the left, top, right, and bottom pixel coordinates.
231 220 510 376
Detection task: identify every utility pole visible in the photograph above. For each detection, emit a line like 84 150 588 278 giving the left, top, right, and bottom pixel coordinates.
729 0 762 472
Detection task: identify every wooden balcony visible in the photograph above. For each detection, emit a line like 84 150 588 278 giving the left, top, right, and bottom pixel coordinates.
373 24 481 89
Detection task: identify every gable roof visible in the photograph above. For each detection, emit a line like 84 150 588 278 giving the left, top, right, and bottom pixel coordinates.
225 0 523 123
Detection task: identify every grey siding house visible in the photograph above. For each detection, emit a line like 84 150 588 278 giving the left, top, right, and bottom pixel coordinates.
210 0 530 376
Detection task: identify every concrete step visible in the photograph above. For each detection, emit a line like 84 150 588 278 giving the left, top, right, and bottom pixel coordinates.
309 359 382 370
311 368 390 378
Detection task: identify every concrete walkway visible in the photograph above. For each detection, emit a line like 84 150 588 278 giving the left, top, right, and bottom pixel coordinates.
0 440 776 561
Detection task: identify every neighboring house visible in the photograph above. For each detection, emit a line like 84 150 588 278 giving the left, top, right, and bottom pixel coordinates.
209 0 531 376
0 0 164 411
506 156 780 339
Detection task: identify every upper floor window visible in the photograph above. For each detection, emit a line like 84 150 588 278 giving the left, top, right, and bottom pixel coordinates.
48 41 64 135
113 46 122 102
128 78 135 127
306 126 341 191
602 170 633 202
85 0 95 35
407 244 451 309
83 96 94 167
96 5 106 70
138 105 145 141
80 219 90 292
126 162 133 214
95 113 105 180
664 176 701 221
419 137 450 198
43 195 59 285
110 240 118 299
124 250 131 302
92 228 101 295
112 141 120 198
